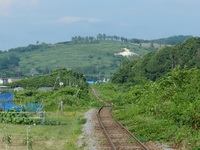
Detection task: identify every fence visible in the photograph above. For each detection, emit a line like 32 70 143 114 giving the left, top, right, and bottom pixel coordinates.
0 93 43 113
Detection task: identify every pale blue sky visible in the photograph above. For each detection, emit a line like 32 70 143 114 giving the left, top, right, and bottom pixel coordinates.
0 0 199 50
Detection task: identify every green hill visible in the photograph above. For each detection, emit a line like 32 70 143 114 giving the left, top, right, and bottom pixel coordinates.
151 35 192 45
111 37 200 84
0 35 191 81
0 40 153 80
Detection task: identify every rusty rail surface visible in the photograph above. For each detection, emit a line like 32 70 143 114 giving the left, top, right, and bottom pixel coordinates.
98 106 116 150
98 106 150 150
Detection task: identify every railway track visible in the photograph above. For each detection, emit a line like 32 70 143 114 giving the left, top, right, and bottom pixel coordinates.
91 87 113 106
97 106 150 150
91 87 150 149
82 87 170 149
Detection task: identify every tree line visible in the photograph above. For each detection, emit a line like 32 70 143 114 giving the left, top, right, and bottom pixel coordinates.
70 34 153 44
70 34 129 44
70 34 191 45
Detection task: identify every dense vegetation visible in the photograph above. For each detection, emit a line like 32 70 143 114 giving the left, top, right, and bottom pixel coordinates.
94 67 200 149
111 37 200 84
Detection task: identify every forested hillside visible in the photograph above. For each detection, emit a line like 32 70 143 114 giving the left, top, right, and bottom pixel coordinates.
111 37 200 84
0 34 191 81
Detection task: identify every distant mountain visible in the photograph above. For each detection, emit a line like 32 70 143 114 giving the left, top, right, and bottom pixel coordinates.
111 37 200 84
130 35 192 45
151 35 193 45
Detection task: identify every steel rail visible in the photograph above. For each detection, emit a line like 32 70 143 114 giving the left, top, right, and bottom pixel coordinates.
91 87 113 107
110 108 150 150
98 106 116 150
98 106 150 150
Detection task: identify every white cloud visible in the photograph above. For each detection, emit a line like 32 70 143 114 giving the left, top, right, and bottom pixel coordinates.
0 0 38 16
0 0 13 15
56 16 105 24
17 0 38 5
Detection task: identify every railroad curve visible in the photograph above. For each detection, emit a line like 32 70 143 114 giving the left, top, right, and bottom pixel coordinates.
98 106 150 150
92 87 150 149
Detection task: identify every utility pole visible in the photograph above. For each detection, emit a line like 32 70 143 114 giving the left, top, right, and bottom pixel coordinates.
54 74 60 89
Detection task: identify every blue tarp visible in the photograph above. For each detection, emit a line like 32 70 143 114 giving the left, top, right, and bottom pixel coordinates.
0 93 42 112
3 102 22 111
87 81 94 84
0 93 14 103
0 93 22 111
